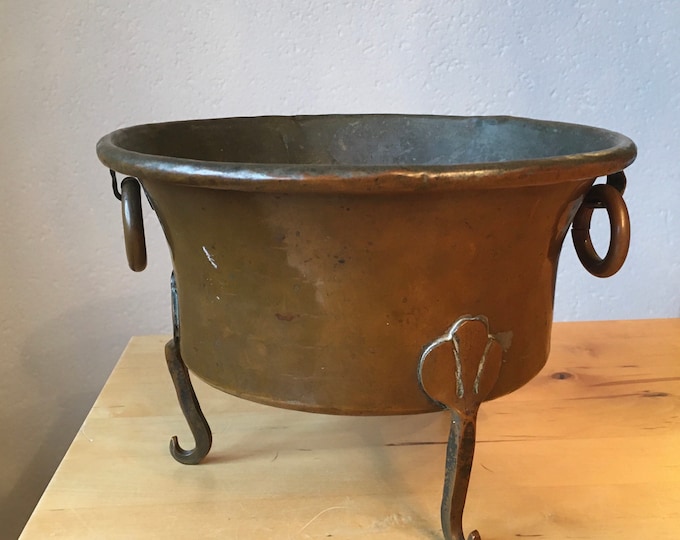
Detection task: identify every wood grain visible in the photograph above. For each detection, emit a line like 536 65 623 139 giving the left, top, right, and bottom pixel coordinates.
20 320 680 539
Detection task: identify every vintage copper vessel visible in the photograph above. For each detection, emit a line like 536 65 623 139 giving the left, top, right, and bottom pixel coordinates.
97 115 635 540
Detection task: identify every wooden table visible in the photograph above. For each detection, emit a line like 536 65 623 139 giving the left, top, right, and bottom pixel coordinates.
20 320 680 539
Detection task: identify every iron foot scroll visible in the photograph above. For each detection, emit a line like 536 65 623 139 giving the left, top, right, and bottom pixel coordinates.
418 315 504 540
165 272 212 464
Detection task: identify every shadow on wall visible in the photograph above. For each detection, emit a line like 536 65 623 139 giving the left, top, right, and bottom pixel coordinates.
2 288 169 539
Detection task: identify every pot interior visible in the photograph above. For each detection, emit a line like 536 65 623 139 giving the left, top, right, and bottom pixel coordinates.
111 115 628 167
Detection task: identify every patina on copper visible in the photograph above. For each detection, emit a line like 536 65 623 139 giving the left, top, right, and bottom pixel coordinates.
97 114 636 540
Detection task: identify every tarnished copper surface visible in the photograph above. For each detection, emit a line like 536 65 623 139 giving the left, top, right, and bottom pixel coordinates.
98 114 636 540
97 115 636 415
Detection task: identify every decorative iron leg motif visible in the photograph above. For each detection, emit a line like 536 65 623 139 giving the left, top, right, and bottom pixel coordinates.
418 315 504 540
165 272 212 464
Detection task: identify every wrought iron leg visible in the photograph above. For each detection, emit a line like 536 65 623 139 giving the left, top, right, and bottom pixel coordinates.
165 272 212 465
418 315 505 540
441 410 480 540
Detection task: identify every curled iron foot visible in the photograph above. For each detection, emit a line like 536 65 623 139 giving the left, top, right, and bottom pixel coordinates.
165 338 212 464
418 315 505 540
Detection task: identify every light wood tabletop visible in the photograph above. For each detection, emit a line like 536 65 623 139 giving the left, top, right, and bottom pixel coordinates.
20 319 680 539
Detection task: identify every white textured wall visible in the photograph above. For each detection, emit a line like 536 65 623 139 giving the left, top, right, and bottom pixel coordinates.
1 1 678 536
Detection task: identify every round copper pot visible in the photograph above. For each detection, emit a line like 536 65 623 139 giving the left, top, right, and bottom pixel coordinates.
97 115 636 415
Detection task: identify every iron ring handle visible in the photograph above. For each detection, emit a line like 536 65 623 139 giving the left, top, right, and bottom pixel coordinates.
571 182 630 278
121 177 147 272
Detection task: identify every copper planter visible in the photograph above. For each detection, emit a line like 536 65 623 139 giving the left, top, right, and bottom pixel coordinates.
98 115 635 539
